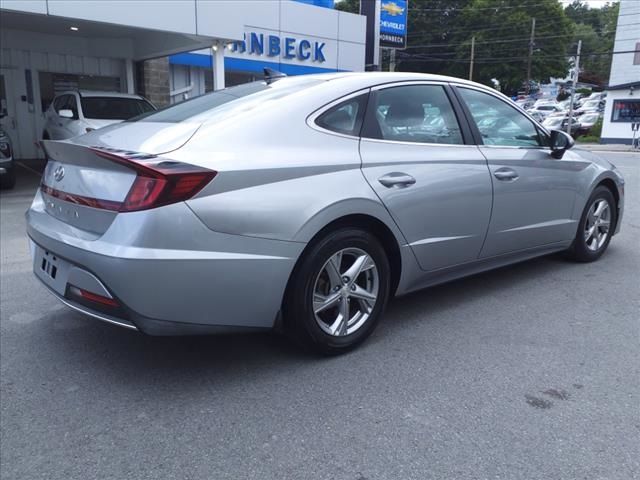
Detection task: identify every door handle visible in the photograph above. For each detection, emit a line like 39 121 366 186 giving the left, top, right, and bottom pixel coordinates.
378 172 416 188
493 168 519 181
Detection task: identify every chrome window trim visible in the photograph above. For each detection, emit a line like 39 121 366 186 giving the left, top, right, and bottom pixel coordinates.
360 137 478 148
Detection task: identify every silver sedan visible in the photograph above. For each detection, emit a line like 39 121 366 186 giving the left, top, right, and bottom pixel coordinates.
27 72 625 354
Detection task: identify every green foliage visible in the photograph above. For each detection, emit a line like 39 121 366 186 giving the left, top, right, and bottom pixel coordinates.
576 87 592 95
347 0 619 94
576 118 603 142
565 1 619 85
396 0 576 94
334 0 359 14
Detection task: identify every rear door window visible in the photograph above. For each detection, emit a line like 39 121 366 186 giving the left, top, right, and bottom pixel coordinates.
362 84 464 145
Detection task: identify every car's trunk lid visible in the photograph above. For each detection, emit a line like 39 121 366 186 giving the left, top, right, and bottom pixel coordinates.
40 141 139 234
72 120 202 154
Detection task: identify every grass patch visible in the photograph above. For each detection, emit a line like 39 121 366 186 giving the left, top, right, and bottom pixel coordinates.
576 118 603 143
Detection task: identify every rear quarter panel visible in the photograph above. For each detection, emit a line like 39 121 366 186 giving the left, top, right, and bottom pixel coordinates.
175 80 408 246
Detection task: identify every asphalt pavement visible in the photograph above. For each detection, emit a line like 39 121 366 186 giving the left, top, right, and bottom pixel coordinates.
1 152 639 480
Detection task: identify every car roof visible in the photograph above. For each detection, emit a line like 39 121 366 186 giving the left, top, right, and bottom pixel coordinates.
56 90 146 100
300 71 487 87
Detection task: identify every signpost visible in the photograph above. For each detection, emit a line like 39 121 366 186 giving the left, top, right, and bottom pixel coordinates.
379 0 408 49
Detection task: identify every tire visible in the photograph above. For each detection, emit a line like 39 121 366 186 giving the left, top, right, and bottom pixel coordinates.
283 228 391 355
0 166 16 190
566 186 617 262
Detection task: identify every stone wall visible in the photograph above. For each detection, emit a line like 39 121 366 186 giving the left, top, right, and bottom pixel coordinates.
136 57 170 108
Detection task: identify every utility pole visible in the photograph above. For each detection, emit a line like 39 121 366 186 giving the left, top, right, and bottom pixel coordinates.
567 39 582 136
526 18 536 94
469 36 475 81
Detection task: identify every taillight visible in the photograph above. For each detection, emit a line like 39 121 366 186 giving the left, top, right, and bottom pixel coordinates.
90 148 216 212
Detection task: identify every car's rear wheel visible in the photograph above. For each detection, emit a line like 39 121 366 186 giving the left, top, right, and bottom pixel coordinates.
283 228 390 355
566 186 616 262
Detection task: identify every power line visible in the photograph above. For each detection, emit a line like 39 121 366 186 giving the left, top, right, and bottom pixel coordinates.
404 24 640 49
396 49 639 64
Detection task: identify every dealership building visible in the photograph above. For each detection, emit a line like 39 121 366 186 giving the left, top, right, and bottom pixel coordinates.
600 0 640 145
0 0 366 159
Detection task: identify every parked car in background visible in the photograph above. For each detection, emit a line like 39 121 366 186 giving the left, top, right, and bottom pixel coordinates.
28 72 625 354
577 112 601 135
542 115 581 137
575 99 604 116
43 91 156 140
527 103 563 119
514 98 535 110
0 127 15 189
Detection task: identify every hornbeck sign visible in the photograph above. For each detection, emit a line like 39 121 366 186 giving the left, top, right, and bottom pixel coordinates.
230 32 326 63
380 0 408 49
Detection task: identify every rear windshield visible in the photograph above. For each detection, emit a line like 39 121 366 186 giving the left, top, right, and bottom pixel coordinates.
132 77 324 123
81 97 155 120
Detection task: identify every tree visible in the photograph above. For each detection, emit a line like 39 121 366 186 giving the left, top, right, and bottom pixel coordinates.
395 0 575 95
457 0 574 94
396 0 473 79
334 0 359 14
565 1 619 86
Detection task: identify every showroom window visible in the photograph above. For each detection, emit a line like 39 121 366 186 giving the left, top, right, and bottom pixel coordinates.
611 99 640 122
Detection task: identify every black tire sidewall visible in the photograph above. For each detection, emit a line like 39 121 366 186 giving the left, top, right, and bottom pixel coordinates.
285 228 390 354
573 186 617 261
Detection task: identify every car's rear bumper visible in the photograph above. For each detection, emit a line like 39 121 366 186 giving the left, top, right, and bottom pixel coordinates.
26 190 305 335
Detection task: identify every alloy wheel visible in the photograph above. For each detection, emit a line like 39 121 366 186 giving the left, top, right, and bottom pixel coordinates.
584 198 611 252
312 248 379 337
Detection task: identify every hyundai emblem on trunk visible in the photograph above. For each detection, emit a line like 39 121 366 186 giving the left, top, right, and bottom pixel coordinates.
53 166 65 182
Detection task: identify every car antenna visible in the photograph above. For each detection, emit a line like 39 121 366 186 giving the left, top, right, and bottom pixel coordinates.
264 68 287 84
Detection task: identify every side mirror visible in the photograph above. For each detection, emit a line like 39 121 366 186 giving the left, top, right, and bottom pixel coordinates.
58 109 74 119
549 129 574 159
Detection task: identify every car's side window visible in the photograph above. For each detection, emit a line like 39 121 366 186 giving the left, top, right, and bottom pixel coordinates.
65 95 79 118
362 84 463 145
53 96 66 113
458 87 543 147
315 93 368 137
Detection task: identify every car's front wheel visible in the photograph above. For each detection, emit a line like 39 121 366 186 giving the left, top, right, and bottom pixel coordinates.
284 228 390 355
566 186 617 262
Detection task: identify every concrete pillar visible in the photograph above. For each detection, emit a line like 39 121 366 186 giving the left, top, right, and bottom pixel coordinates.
212 41 225 91
125 59 135 94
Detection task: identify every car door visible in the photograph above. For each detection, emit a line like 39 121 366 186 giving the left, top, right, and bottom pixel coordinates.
454 86 580 258
359 82 493 272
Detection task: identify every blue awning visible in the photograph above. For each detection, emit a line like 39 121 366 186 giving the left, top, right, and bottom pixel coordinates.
169 53 342 75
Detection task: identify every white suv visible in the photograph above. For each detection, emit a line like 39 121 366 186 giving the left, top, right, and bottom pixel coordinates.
43 91 155 140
